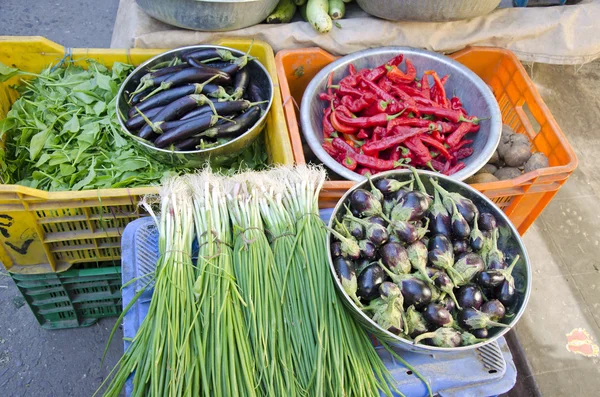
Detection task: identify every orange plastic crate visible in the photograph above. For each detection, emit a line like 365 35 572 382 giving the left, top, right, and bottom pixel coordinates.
276 47 578 235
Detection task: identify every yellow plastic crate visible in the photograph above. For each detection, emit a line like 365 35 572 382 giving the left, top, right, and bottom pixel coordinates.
0 36 294 274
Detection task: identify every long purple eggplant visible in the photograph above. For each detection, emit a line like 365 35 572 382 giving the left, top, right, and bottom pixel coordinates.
182 48 237 63
125 106 163 131
231 68 249 101
180 100 252 121
197 106 261 138
137 94 216 140
153 114 220 148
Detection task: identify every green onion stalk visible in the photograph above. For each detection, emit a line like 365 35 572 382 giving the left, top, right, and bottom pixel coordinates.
280 166 400 397
189 174 257 397
227 179 298 396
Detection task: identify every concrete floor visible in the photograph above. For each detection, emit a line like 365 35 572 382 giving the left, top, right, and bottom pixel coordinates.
1 2 600 396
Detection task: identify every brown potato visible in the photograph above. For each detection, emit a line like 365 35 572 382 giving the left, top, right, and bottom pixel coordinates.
524 152 549 173
466 173 499 184
494 167 522 180
497 125 515 159
504 142 532 167
488 150 500 165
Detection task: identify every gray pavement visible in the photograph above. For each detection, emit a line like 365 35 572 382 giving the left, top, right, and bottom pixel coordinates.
1 2 600 397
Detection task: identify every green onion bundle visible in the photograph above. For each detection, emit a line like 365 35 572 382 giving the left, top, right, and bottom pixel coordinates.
97 166 430 397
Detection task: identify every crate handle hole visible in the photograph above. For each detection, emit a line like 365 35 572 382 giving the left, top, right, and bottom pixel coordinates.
406 370 413 375
517 103 541 139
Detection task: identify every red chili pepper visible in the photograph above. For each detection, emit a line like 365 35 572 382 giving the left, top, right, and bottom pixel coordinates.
351 152 402 171
386 59 417 84
322 107 335 138
421 75 431 100
378 76 393 93
386 118 434 134
341 95 371 113
446 122 472 148
360 78 396 103
365 54 404 82
389 86 420 117
331 108 358 134
468 123 480 133
405 136 432 166
430 121 459 133
453 139 473 150
417 106 475 124
430 129 444 142
373 126 387 139
420 135 452 160
322 140 339 157
319 92 336 102
430 159 445 171
413 96 440 107
445 162 466 176
455 147 474 160
361 99 390 117
343 134 364 148
343 156 358 171
357 167 374 176
357 129 370 139
362 127 429 156
348 64 357 76
390 146 401 162
440 75 449 85
335 109 405 129
395 85 427 99
327 72 334 97
330 84 364 98
340 69 369 87
425 71 449 108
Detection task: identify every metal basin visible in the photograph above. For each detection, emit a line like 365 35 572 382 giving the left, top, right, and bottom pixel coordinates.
355 0 501 22
136 0 279 31
300 47 502 182
327 169 531 354
116 45 273 168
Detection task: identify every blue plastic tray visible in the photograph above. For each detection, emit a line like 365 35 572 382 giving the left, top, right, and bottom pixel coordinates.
121 215 517 397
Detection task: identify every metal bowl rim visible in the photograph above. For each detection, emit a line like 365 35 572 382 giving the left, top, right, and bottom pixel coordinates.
326 169 532 353
300 46 502 182
115 44 273 155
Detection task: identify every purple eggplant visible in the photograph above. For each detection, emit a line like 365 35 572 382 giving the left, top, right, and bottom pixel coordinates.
328 226 361 260
180 100 249 120
451 253 485 286
182 48 237 63
391 191 431 222
413 327 461 347
481 299 506 320
431 178 478 225
457 285 484 310
448 197 471 239
471 328 489 339
366 215 387 227
357 263 387 301
407 241 434 284
355 258 372 276
343 213 388 246
374 178 413 196
496 280 517 307
458 308 510 330
453 239 470 256
366 174 384 202
153 114 220 147
349 189 383 217
478 212 497 232
476 271 505 288
469 214 485 251
482 228 504 270
333 257 362 307
432 270 461 309
461 332 486 346
358 240 377 259
331 241 343 258
405 305 429 337
428 234 455 275
231 68 249 100
423 303 453 328
363 282 405 335
440 295 456 313
125 106 163 131
380 242 411 274
387 220 418 244
195 106 261 139
400 278 432 309
428 189 451 236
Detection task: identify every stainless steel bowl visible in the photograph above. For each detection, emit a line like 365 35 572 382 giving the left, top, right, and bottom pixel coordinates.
116 45 273 168
300 47 502 182
136 0 279 31
355 0 501 22
327 170 531 354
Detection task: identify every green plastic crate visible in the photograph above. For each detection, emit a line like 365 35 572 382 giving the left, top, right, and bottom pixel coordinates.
10 265 122 329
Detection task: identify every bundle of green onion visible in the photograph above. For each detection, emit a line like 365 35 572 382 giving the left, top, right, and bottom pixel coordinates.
97 166 431 397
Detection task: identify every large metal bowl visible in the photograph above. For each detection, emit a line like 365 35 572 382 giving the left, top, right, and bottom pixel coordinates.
116 45 273 168
327 169 531 354
300 47 502 182
355 0 501 22
136 0 279 31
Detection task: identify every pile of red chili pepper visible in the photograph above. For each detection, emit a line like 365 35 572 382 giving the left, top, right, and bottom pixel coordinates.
319 54 485 176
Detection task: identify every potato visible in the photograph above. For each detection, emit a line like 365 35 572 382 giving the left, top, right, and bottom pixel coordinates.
494 167 522 180
504 142 532 167
480 164 498 174
524 152 549 173
497 125 515 158
466 173 499 184
488 150 500 165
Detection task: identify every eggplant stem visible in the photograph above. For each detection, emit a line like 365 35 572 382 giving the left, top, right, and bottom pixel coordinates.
413 331 436 345
134 106 159 132
142 81 173 101
199 57 220 64
409 166 428 195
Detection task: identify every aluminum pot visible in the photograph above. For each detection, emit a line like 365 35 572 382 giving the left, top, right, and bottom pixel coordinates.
300 47 502 182
136 0 279 31
116 45 273 168
327 169 531 354
355 0 501 22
